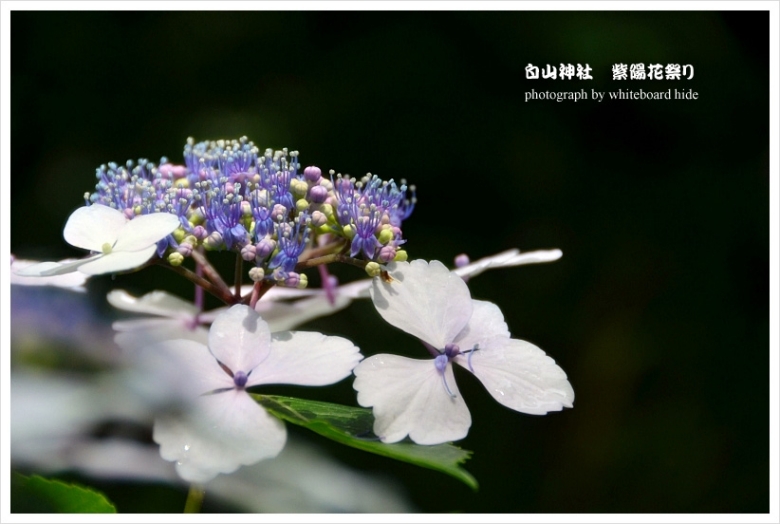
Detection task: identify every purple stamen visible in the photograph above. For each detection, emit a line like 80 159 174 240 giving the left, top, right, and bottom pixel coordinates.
233 370 248 389
434 354 457 399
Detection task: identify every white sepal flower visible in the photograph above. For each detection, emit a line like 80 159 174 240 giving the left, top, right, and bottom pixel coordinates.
10 256 89 292
15 205 179 277
353 259 574 445
139 304 362 483
453 248 563 279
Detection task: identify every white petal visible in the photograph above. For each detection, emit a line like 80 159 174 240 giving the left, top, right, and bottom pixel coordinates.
333 279 372 299
113 319 209 351
255 294 352 332
122 339 229 407
154 390 287 483
452 300 510 349
77 245 157 275
353 354 471 445
63 204 128 251
107 289 199 319
370 260 473 349
12 258 96 282
247 332 362 387
254 286 322 300
113 212 180 252
209 305 271 374
456 338 574 415
505 248 563 265
453 248 563 279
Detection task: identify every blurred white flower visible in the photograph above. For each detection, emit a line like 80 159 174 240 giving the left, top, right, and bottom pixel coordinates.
11 371 413 512
10 255 89 292
136 304 362 483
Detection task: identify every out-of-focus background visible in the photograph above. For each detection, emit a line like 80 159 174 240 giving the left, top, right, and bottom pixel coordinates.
9 10 769 513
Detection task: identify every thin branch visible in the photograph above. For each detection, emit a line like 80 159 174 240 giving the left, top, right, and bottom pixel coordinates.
298 239 347 262
190 248 231 293
234 255 243 299
159 260 239 305
294 253 369 272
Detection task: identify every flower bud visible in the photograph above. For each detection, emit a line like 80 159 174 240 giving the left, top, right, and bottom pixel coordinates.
365 261 382 277
308 185 328 204
248 267 265 282
454 254 470 268
296 198 310 213
378 245 396 263
303 166 322 183
290 179 309 198
394 249 408 262
203 231 223 250
192 225 207 240
377 228 394 245
241 244 257 261
342 224 356 239
255 236 277 259
284 272 301 288
271 204 287 222
168 252 185 266
320 203 334 219
310 211 328 228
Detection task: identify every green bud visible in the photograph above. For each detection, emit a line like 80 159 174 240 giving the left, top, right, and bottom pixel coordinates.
168 252 185 266
320 203 334 219
365 262 382 277
290 179 308 198
297 273 309 289
296 198 310 213
173 227 186 242
394 250 408 262
342 224 356 239
183 235 198 246
377 228 393 245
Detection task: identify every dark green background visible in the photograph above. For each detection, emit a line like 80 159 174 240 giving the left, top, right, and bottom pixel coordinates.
11 11 769 513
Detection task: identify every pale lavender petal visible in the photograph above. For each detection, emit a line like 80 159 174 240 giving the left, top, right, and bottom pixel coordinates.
247 331 362 387
154 390 286 483
452 300 510 350
77 246 157 275
63 204 127 251
208 305 271 374
456 337 574 415
370 260 473 349
453 249 563 279
353 354 471 444
107 289 199 319
113 212 180 252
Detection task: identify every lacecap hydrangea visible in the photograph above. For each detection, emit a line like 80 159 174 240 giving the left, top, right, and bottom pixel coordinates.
85 136 416 286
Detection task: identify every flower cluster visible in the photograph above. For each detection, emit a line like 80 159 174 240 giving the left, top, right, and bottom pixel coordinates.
82 137 416 286
13 136 573 494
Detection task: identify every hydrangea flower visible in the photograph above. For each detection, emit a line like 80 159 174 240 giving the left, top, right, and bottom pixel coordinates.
353 259 574 445
15 204 179 276
132 304 362 482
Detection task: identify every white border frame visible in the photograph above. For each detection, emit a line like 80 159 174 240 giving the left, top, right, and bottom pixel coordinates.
1 2 777 524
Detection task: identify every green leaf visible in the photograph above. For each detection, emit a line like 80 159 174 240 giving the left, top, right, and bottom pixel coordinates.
253 394 478 490
11 473 117 513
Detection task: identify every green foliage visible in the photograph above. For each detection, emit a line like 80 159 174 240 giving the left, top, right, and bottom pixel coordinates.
11 473 117 513
253 394 478 490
